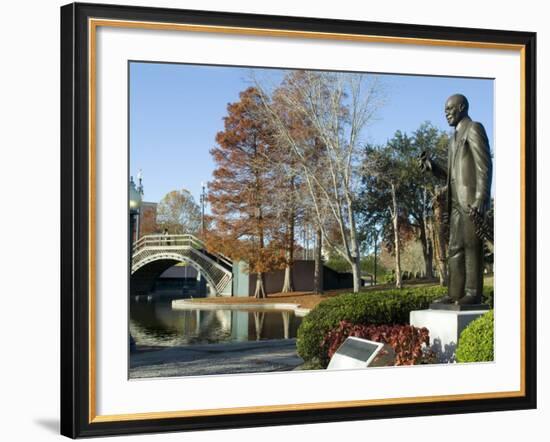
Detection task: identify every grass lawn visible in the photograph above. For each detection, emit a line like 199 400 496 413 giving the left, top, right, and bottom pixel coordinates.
188 279 449 310
189 275 494 310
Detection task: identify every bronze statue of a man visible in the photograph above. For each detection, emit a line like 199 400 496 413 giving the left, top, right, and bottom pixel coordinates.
419 94 492 305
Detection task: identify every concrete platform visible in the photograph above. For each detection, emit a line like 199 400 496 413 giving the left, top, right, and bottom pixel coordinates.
129 339 303 379
171 299 311 316
410 309 490 363
172 300 301 311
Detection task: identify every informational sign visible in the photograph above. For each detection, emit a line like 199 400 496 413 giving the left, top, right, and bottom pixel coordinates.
327 337 384 370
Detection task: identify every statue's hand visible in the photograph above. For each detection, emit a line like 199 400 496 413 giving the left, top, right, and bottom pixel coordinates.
418 151 432 172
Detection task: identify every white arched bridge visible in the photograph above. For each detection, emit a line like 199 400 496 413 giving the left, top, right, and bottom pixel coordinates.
131 234 233 296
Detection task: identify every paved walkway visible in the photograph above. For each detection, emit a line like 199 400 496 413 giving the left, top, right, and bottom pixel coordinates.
129 339 303 378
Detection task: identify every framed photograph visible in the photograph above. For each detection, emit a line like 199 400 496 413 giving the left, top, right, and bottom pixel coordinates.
60 2 536 438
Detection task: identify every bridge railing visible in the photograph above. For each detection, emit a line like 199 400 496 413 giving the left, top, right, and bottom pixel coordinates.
133 234 203 251
133 234 233 269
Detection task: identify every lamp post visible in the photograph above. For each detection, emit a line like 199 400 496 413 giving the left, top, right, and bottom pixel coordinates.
129 176 143 248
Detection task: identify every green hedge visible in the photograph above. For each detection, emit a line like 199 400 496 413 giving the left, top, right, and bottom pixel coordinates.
297 283 494 366
296 285 447 365
456 310 494 363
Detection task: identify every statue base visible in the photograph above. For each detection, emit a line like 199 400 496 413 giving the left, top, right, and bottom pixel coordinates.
410 308 491 363
429 303 490 311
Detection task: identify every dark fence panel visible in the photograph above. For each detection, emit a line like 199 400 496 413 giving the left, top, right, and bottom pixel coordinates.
248 260 354 296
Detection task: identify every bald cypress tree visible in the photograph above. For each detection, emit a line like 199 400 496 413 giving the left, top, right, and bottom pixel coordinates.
207 87 284 298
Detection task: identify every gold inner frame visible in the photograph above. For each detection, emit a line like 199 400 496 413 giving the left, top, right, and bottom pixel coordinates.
87 18 527 424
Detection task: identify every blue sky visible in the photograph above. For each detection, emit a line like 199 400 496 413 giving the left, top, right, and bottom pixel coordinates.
129 62 494 204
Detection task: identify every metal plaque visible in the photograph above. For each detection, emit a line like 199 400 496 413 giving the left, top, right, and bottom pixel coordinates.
327 337 384 370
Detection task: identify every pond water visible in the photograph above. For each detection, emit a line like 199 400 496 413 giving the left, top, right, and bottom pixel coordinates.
130 299 303 347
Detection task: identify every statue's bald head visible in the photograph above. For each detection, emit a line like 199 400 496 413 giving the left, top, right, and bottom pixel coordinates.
445 94 469 127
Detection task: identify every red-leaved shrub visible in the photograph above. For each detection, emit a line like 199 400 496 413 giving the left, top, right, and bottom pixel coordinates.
321 321 431 366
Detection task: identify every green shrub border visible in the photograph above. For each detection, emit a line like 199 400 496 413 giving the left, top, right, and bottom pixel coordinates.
456 310 494 363
297 284 494 366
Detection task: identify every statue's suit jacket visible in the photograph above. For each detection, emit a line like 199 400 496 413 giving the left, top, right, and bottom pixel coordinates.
434 116 492 216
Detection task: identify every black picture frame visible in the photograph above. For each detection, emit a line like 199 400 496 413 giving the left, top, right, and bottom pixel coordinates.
60 2 537 438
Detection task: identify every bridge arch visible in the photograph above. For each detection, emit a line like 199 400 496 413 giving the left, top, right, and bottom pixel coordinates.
131 253 219 297
131 234 232 297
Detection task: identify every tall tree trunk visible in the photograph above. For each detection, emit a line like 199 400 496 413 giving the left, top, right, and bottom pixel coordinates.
314 227 324 294
254 200 267 298
281 205 295 293
345 188 362 294
373 231 378 286
351 256 361 293
432 187 448 286
254 226 266 295
391 183 403 289
254 272 266 299
419 220 434 279
282 264 293 293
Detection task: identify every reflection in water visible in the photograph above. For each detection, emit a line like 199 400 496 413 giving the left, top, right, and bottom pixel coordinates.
253 311 265 341
130 299 302 348
282 311 290 339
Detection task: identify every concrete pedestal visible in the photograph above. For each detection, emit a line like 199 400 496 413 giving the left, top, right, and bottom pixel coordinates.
410 309 489 362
